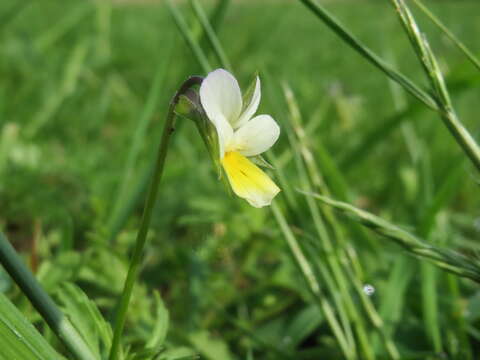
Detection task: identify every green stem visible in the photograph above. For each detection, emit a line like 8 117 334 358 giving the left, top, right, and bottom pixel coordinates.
189 0 232 71
389 0 480 173
0 232 96 360
297 0 438 111
108 76 203 360
271 203 356 360
411 0 480 72
166 0 212 73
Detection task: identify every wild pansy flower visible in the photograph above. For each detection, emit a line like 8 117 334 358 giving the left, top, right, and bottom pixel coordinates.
199 69 280 208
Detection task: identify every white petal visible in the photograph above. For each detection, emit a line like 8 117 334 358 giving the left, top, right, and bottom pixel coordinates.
199 69 242 126
229 115 280 157
235 76 261 129
214 116 233 159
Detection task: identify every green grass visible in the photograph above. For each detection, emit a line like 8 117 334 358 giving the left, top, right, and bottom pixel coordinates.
1 0 480 359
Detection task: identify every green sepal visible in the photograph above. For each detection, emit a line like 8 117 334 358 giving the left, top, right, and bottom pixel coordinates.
173 90 223 181
249 154 275 169
241 71 259 113
174 92 201 121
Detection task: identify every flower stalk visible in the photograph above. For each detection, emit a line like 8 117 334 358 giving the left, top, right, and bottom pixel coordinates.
108 76 203 360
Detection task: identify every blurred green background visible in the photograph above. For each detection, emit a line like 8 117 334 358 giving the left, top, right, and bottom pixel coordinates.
1 0 480 359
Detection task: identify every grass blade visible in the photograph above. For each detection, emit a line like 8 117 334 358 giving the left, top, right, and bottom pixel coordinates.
189 0 231 71
338 106 421 171
166 0 212 74
411 0 480 72
271 203 356 360
108 58 170 242
390 0 480 172
283 84 399 359
0 232 98 360
208 0 231 34
0 293 65 360
302 192 480 283
297 0 438 110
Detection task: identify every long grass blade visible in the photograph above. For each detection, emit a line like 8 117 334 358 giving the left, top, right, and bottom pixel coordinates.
108 58 170 242
302 192 480 283
411 0 480 72
208 0 231 34
339 106 420 171
166 0 212 74
0 232 97 360
284 84 399 359
390 0 480 172
189 0 232 71
271 203 355 360
0 293 65 360
297 0 438 110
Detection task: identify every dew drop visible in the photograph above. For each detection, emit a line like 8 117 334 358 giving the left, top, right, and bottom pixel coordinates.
363 284 375 296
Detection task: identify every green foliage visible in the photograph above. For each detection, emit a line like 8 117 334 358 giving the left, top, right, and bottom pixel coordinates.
1 0 480 359
0 293 64 360
55 283 112 359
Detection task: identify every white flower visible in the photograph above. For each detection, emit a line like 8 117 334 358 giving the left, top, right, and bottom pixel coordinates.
199 69 281 208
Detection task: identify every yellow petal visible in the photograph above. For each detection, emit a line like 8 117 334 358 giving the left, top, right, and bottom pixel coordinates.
221 151 280 208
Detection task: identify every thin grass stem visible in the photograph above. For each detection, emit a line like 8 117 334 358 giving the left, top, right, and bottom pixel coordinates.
297 0 438 110
166 0 212 73
283 84 400 359
189 0 232 71
304 192 480 283
271 203 356 360
390 0 480 172
411 0 480 72
108 60 170 243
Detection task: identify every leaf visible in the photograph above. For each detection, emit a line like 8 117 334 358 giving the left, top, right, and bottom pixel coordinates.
37 251 83 292
79 247 127 294
283 305 323 348
241 72 259 113
54 283 112 360
146 292 170 348
249 155 274 169
188 330 235 360
0 293 65 360
128 347 164 360
158 347 198 360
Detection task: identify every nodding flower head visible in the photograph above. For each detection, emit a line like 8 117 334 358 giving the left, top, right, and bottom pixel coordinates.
199 69 280 208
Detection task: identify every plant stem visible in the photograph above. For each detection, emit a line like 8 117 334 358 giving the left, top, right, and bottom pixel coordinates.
189 0 232 71
166 0 212 74
108 76 203 360
0 232 96 360
297 0 438 110
411 0 480 72
303 192 480 283
389 0 480 173
271 203 356 360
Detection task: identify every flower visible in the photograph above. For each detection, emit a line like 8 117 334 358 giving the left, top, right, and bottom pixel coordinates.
199 69 281 208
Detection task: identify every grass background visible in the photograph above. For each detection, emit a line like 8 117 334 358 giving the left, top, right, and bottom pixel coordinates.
1 0 480 359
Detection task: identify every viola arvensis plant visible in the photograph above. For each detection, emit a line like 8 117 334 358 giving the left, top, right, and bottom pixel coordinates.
199 69 281 208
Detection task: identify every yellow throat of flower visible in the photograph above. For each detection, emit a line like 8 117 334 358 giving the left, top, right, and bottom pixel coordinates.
221 151 280 208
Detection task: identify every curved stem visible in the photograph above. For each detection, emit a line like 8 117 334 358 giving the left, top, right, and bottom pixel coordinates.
108 76 203 360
